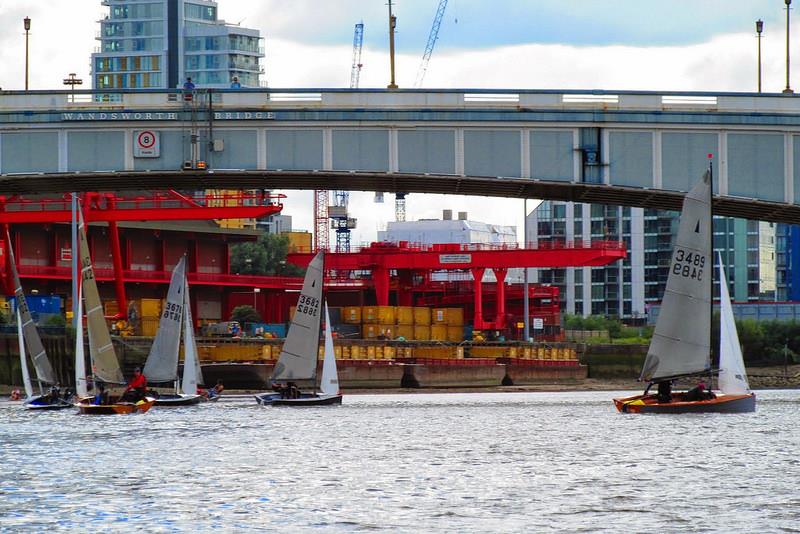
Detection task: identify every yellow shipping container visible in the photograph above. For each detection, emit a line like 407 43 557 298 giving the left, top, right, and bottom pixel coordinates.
413 307 431 326
395 306 414 325
413 325 431 340
342 306 362 324
431 324 448 341
380 325 395 339
432 308 448 325
140 317 159 337
377 306 396 325
363 324 379 339
141 298 161 318
396 325 414 340
447 326 463 342
362 306 378 323
446 308 464 326
104 300 119 317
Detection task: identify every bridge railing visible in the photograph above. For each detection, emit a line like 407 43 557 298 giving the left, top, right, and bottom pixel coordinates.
3 89 800 114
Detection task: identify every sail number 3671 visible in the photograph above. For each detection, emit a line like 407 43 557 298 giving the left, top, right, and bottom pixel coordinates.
672 249 705 281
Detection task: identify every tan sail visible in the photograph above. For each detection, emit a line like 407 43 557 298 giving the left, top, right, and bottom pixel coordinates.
6 230 56 385
78 210 125 384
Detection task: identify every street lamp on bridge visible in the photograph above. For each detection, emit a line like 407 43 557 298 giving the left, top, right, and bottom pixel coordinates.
24 17 31 91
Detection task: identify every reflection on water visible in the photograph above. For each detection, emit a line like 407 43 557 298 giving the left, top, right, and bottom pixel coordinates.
1 390 799 533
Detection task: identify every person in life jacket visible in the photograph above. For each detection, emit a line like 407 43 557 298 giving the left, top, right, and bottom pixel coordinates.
122 367 147 402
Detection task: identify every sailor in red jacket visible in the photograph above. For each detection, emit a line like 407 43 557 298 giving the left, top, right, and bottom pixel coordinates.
122 367 147 402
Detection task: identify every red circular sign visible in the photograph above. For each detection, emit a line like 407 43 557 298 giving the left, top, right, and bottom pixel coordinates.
137 131 156 149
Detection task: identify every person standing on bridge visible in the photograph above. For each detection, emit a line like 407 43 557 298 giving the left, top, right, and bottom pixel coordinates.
230 76 241 89
183 77 195 101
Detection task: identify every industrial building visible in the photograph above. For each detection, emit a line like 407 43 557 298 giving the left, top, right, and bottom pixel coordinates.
93 0 264 89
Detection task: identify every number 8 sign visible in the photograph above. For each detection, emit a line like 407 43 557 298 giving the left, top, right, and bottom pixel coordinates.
133 130 160 158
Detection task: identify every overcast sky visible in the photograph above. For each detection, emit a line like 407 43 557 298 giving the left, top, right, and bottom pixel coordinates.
0 1 793 244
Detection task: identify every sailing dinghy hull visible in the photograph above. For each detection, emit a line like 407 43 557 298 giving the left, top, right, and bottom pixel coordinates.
24 396 74 411
153 394 203 407
76 397 156 415
254 392 343 406
614 392 756 414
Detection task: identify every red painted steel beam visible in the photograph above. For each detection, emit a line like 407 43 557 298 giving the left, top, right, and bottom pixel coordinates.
0 205 282 224
288 241 627 270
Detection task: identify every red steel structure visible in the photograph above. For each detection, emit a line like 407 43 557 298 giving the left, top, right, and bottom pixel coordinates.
0 191 284 319
288 240 627 331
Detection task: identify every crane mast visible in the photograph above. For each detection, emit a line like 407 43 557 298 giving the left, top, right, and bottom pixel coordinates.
350 22 364 89
414 0 448 88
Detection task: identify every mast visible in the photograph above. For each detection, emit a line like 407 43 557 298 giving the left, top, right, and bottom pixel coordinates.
708 156 714 374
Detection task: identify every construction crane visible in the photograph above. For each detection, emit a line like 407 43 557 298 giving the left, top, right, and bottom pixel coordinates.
414 0 448 88
326 22 366 252
350 22 364 88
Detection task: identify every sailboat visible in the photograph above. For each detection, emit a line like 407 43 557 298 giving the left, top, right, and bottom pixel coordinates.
73 209 155 415
613 169 756 413
5 231 71 410
145 257 204 406
254 251 342 406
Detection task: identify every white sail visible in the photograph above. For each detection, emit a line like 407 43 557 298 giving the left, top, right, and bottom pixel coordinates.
319 302 340 397
75 283 88 398
78 209 125 384
640 171 713 381
17 309 34 399
718 254 751 395
180 277 202 396
143 257 186 383
6 232 56 385
272 252 324 382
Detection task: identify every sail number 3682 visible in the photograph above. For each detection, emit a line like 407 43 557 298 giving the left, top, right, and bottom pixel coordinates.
672 249 705 281
297 295 319 317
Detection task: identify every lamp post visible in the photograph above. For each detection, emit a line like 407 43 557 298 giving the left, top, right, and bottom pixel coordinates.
24 17 31 91
756 19 764 93
387 0 398 89
253 287 260 309
785 1 793 94
63 73 83 102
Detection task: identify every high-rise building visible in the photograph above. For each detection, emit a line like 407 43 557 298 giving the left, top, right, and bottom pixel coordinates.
777 224 800 301
93 0 263 90
528 201 778 319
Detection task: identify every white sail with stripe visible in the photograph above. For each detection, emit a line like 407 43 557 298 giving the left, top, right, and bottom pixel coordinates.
143 257 186 383
180 276 203 396
640 171 712 382
271 252 324 382
319 302 339 397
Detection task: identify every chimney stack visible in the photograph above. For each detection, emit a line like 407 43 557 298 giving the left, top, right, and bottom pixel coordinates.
442 209 452 220
458 211 468 220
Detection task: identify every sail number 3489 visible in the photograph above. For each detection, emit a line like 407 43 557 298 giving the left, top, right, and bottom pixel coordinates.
672 249 705 281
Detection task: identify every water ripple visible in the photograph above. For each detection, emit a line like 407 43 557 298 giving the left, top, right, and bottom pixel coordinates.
0 391 798 532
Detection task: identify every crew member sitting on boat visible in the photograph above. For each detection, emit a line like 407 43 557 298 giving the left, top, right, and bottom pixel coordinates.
93 382 110 405
656 381 672 404
684 380 714 402
121 367 147 402
208 380 224 399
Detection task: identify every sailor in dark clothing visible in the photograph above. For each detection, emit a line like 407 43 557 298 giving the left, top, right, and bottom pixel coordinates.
656 381 672 403
684 380 708 402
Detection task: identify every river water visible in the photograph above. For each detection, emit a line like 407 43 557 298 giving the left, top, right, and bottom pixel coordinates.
1 390 798 533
